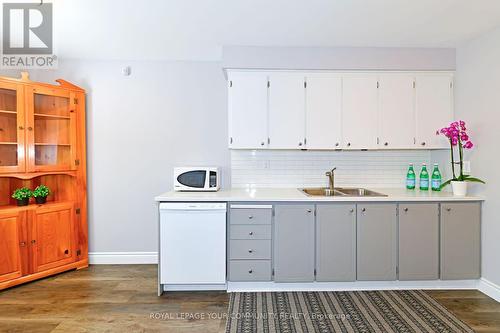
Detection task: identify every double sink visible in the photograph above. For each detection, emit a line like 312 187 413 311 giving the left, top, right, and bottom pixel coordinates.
301 187 387 197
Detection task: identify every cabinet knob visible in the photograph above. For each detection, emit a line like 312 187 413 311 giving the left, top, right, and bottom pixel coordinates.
384 142 388 146
18 126 24 130
248 215 253 219
335 143 339 147
19 241 26 247
261 142 265 146
298 142 303 147
404 208 408 212
248 231 253 236
248 269 253 274
349 208 354 213
421 142 426 146
248 249 253 253
446 208 451 212
64 249 69 255
361 208 366 212
307 209 312 213
347 142 351 147
31 240 36 244
28 126 33 131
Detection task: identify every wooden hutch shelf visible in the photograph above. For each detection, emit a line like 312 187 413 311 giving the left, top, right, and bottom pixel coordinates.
0 72 87 290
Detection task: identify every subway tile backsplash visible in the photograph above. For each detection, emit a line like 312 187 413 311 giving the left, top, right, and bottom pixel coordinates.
231 150 432 189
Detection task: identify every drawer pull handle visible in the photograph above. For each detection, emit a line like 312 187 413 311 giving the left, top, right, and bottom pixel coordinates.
248 269 253 274
361 208 366 212
446 208 451 212
307 209 312 213
248 232 253 236
248 249 253 253
248 215 254 219
404 208 408 212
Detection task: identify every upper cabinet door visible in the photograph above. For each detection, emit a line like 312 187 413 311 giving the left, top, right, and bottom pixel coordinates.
0 82 26 174
379 75 415 149
228 72 268 149
415 75 453 149
305 76 342 149
26 86 78 172
342 75 378 149
268 73 305 149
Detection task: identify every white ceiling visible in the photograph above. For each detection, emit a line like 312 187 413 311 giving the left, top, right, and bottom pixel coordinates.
53 0 500 61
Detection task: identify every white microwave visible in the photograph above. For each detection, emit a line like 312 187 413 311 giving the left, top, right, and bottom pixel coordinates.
173 167 220 192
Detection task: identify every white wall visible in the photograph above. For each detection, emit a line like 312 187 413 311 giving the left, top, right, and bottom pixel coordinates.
455 26 500 287
2 60 230 254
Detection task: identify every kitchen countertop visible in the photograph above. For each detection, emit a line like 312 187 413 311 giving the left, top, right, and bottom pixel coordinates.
155 188 484 202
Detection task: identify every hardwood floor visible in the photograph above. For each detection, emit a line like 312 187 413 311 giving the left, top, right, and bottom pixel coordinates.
0 265 498 333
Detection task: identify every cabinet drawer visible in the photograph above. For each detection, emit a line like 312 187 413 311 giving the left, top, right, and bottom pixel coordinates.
229 260 271 281
229 240 271 259
230 208 272 225
230 225 271 240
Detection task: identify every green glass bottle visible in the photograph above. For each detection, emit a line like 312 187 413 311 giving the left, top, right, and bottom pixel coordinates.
419 163 429 191
431 163 442 191
406 163 416 190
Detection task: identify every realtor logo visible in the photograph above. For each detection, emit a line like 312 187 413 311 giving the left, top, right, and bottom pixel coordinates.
2 3 57 68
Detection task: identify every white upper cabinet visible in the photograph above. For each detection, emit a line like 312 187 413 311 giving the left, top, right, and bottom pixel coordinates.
228 71 269 149
378 75 416 149
305 76 342 149
342 75 379 149
415 75 453 149
268 73 306 149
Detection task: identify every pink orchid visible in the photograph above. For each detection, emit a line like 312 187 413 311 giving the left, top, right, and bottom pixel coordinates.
463 141 474 149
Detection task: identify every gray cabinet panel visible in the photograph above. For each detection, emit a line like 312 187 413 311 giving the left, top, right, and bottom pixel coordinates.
357 204 397 281
399 203 439 280
229 260 272 281
274 204 315 282
229 240 271 260
230 208 272 225
230 225 271 240
316 204 356 282
441 202 481 280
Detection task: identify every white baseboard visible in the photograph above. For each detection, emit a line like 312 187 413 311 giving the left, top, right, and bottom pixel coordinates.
227 280 479 293
478 278 500 302
88 252 158 264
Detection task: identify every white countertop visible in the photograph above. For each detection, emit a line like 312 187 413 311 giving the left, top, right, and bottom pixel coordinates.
155 188 484 202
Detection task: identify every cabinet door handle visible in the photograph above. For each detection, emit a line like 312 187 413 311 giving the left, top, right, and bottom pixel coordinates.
446 208 451 212
421 142 426 146
361 208 366 212
31 240 36 244
18 126 24 130
335 143 339 147
307 209 312 213
64 249 69 255
347 142 351 147
404 208 408 212
28 127 33 131
298 142 303 147
384 142 389 146
248 249 253 253
248 215 253 220
248 269 253 274
260 142 265 146
248 232 253 236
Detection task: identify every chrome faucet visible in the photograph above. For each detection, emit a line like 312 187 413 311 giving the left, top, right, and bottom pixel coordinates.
325 167 337 191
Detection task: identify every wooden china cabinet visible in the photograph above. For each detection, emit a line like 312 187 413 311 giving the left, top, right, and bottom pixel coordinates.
0 72 87 290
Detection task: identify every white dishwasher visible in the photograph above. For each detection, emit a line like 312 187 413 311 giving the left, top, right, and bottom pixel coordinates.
159 202 227 293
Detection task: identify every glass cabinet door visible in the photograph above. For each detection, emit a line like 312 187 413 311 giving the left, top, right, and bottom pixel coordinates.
27 87 77 172
0 83 25 173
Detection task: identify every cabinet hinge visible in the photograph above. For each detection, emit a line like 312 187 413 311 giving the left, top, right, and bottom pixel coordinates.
230 137 233 144
75 159 80 166
76 208 81 215
377 137 380 145
413 81 416 89
272 269 275 276
229 80 232 88
377 81 380 89
304 138 307 145
76 249 81 256
450 81 453 89
413 137 416 145
267 137 270 145
396 266 399 275
267 81 270 88
314 269 317 276
304 81 307 88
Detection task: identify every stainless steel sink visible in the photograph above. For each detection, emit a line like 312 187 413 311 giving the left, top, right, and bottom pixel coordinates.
301 188 346 196
335 188 388 197
300 187 387 197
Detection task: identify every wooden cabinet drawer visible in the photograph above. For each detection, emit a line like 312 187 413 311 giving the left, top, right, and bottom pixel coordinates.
229 260 271 281
230 208 272 225
230 225 271 240
229 240 271 260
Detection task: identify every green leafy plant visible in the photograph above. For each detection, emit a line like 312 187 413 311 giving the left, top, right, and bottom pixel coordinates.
33 185 50 198
11 187 33 200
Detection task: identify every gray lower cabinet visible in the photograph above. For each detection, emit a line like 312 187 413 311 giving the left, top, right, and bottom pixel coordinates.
398 203 439 280
316 204 356 282
441 202 481 280
274 204 315 282
357 204 397 281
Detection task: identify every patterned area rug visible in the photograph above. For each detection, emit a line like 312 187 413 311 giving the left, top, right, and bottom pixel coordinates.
225 291 473 333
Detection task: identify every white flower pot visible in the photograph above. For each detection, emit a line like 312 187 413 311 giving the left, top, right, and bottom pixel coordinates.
451 181 468 196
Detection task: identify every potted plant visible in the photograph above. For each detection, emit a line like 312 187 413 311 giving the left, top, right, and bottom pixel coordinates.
33 185 50 204
439 120 485 196
12 187 33 206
